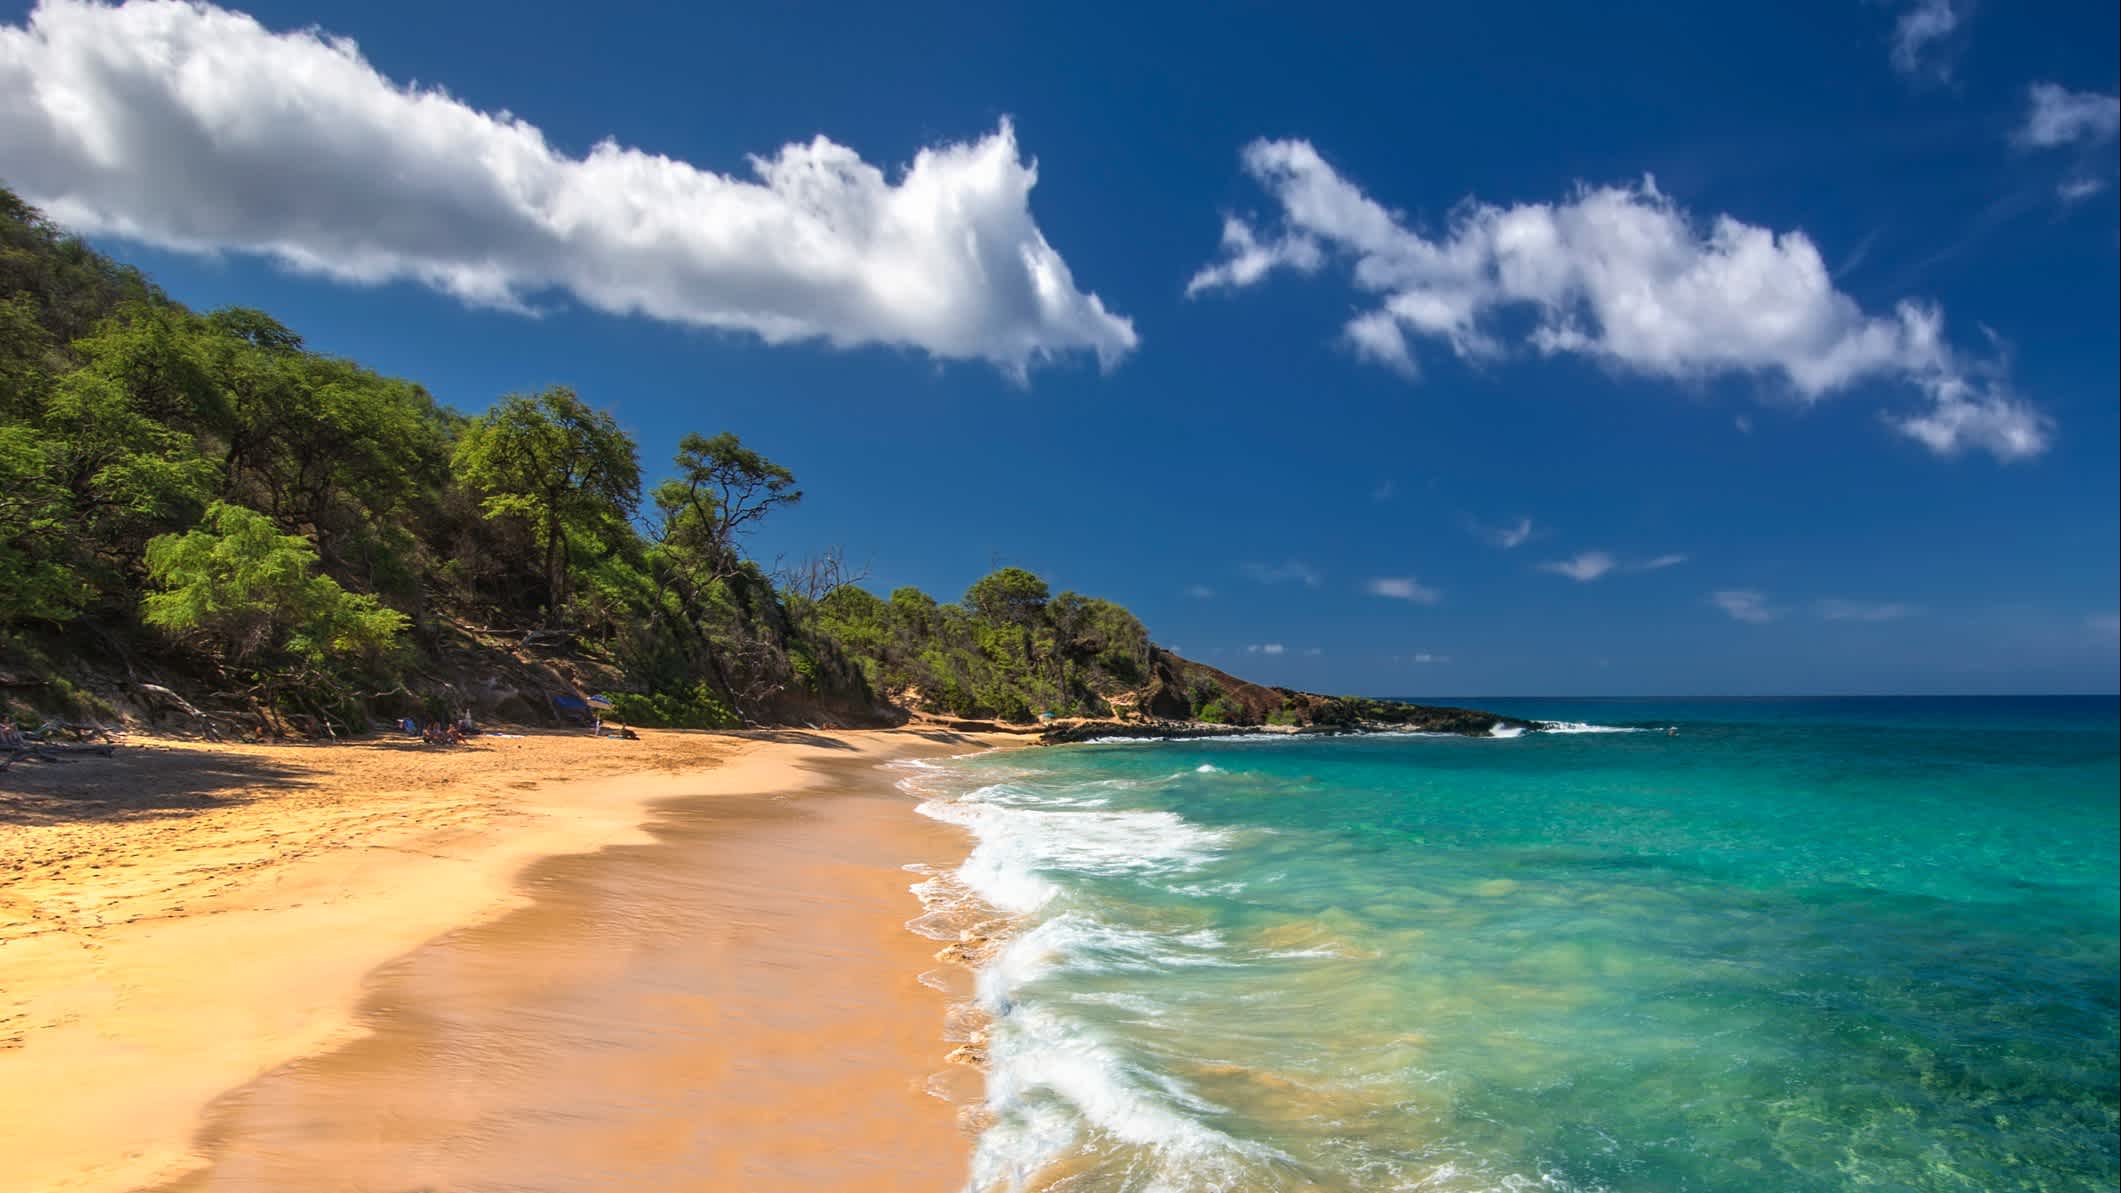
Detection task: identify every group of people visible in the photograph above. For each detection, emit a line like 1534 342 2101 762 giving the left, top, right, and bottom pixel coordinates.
399 711 479 746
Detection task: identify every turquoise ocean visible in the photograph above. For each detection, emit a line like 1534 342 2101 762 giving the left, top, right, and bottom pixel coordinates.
897 697 2119 1192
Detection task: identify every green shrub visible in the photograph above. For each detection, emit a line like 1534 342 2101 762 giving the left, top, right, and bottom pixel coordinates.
607 683 736 729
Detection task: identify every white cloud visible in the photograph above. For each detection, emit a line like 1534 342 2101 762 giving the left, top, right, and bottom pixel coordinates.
1540 551 1618 582
1184 584 1216 599
1242 560 1322 587
1639 553 1689 571
1246 643 1286 656
1711 590 1777 623
2058 178 2109 203
1411 652 1449 664
1303 647 1323 657
2017 84 2121 148
1818 598 1918 622
1188 139 2048 460
1371 479 1397 502
1365 576 1441 604
1888 372 2052 461
1471 516 1535 549
1889 0 1962 80
1184 216 1322 296
0 0 1135 375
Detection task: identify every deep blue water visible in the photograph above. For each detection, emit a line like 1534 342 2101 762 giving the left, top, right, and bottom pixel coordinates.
904 696 2119 1192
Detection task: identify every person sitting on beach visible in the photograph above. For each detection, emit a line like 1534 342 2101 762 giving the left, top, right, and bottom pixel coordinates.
0 719 26 750
444 721 468 745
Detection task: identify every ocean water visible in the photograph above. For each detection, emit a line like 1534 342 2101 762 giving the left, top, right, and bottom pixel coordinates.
899 697 2121 1193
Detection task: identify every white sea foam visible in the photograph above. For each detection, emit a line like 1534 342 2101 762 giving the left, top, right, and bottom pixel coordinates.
1196 763 1222 773
1536 720 1652 734
916 798 1230 915
905 756 1290 1193
1487 722 1526 739
971 1003 1292 1193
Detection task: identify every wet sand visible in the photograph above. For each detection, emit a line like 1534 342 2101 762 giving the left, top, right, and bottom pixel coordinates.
1 727 1015 1192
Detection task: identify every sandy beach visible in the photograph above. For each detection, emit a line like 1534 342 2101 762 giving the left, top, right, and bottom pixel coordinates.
0 725 1018 1192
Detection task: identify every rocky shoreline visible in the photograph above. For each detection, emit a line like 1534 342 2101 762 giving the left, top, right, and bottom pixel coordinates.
1039 703 1534 745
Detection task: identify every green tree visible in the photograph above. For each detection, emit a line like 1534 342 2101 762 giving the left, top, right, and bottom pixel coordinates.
650 431 801 587
451 386 640 623
142 501 406 671
964 567 1050 627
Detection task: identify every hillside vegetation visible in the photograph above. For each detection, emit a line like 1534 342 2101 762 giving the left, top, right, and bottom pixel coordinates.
1 184 1506 738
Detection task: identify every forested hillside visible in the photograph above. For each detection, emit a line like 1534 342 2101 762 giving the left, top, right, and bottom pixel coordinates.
0 185 1249 736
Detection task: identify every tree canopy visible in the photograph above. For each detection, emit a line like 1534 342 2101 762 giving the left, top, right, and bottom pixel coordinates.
0 183 1186 734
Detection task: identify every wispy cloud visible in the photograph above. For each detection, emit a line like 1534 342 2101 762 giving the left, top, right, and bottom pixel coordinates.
1365 576 1442 604
1411 651 1449 664
1188 138 2048 460
1468 516 1535 550
0 0 1135 376
2016 84 2121 148
1184 584 1216 599
1371 480 1397 502
1817 598 1918 622
1888 0 1964 82
2058 177 2109 204
1541 550 1687 581
1540 551 1618 582
1711 590 1777 623
2088 613 2119 640
1303 647 1324 657
1247 643 1287 656
1242 560 1322 587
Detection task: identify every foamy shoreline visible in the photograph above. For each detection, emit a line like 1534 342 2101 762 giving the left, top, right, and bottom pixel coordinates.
0 725 1024 1192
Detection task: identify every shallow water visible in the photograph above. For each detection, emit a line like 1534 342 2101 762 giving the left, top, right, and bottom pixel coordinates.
904 697 2121 1192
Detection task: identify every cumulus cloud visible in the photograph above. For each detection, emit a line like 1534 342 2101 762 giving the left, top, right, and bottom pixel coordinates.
0 0 1135 375
1188 139 2049 460
1242 560 1323 587
1889 372 2052 460
1540 551 1618 582
2016 84 2121 148
1365 576 1441 604
1818 598 1918 621
1888 0 1963 80
1711 590 1777 623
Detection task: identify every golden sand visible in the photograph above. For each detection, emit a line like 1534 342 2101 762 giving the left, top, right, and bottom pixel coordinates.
0 725 1018 1192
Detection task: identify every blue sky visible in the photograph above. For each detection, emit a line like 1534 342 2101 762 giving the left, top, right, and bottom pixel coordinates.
3 0 2116 694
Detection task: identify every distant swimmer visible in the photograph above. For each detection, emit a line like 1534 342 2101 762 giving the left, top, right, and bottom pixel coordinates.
1666 727 1678 736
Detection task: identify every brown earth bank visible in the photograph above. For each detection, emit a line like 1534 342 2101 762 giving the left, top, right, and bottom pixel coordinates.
0 725 1022 1193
